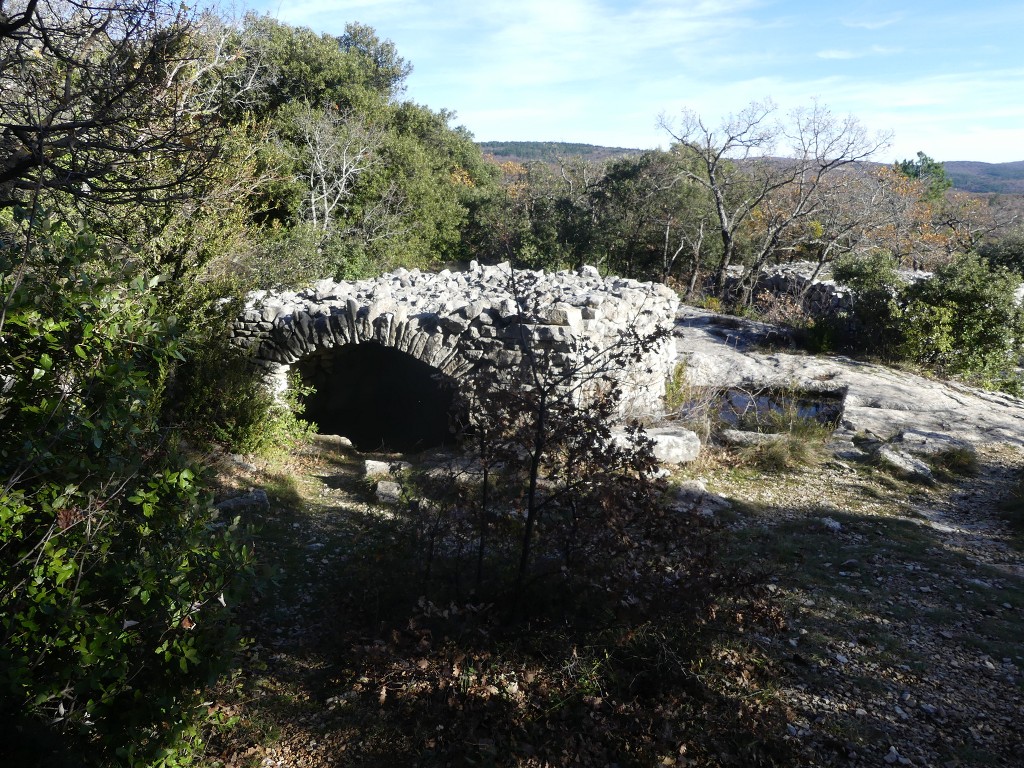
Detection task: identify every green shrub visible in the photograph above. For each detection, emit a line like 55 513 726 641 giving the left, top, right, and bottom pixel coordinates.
739 436 817 473
172 333 316 456
0 222 253 766
733 393 833 472
834 251 1024 393
979 228 1024 275
927 446 979 479
831 251 904 357
900 253 1024 388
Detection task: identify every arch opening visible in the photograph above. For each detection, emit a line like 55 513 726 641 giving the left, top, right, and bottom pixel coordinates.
295 342 457 453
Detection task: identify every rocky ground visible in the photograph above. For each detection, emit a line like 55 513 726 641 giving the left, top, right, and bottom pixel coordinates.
701 444 1024 767
199 434 1024 768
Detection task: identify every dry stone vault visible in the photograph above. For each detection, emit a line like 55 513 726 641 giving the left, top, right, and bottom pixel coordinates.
230 262 680 451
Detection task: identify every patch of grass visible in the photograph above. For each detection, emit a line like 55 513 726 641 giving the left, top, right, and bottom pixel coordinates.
260 469 306 508
738 434 826 473
663 362 723 441
928 446 981 480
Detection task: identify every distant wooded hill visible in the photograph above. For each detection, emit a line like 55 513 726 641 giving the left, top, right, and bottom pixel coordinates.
478 141 1024 195
477 141 643 164
944 161 1024 194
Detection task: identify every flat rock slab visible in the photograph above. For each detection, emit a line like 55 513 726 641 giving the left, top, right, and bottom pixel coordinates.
214 489 270 514
613 426 702 464
645 426 702 464
674 307 1024 449
719 429 788 447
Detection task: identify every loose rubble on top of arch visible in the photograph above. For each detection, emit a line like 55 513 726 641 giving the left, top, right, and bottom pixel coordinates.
229 262 680 419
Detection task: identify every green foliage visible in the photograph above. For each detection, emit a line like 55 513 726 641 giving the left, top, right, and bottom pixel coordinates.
831 251 905 357
0 222 252 766
599 149 720 284
979 228 1024 275
895 151 953 202
173 327 316 456
231 16 497 283
239 15 408 119
833 251 1024 392
466 148 720 283
900 253 1024 388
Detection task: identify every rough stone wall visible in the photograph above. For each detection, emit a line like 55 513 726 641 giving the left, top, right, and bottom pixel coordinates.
727 262 943 318
230 262 680 419
725 262 854 317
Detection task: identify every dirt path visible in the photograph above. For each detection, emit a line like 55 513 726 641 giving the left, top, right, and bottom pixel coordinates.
701 444 1024 767
905 448 1024 579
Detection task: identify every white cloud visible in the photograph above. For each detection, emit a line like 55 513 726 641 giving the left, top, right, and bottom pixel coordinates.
841 15 902 30
817 49 860 60
816 45 901 60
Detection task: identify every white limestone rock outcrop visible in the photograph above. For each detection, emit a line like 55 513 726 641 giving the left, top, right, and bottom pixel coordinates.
645 426 703 464
675 306 1024 450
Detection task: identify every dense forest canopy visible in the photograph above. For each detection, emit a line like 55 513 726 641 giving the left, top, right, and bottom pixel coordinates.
2 2 1024 764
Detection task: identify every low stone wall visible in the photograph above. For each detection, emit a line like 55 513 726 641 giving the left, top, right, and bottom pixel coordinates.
230 262 680 419
724 262 851 315
728 263 855 317
725 262 938 319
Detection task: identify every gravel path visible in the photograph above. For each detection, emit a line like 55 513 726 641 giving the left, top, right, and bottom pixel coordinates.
702 445 1024 767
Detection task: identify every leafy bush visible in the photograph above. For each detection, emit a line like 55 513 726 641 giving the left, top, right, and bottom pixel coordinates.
172 332 316 456
900 253 1024 388
0 222 252 766
834 251 1024 392
979 228 1024 275
831 251 905 357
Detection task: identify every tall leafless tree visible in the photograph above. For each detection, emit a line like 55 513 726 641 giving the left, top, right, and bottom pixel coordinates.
660 100 891 303
289 103 386 235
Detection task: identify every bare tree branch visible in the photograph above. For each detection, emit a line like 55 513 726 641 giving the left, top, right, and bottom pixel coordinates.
0 0 260 216
660 100 892 302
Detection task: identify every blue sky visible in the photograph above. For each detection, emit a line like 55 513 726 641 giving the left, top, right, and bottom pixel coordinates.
248 1 1024 163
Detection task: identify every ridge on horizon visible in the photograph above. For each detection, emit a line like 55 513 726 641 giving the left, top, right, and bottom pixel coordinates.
477 141 1024 194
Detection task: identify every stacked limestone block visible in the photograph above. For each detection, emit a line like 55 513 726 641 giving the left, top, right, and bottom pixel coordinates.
230 262 680 420
725 262 952 320
723 262 854 317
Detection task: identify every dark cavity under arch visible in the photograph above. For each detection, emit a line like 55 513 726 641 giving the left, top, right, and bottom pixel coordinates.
295 342 457 453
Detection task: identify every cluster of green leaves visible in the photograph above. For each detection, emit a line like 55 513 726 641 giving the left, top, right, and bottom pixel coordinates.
229 15 500 285
173 335 317 456
832 251 1024 392
979 227 1024 275
0 221 253 766
894 151 953 202
466 149 720 285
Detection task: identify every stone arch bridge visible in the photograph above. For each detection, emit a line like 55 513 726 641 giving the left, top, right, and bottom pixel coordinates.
230 262 679 451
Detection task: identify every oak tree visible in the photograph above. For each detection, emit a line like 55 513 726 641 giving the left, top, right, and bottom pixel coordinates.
660 100 891 302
